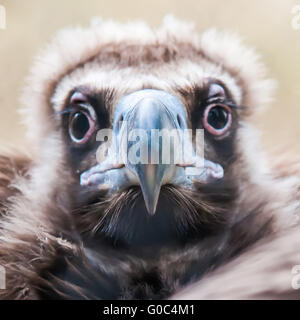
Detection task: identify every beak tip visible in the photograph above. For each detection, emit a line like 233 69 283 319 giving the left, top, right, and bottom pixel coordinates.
145 201 158 216
142 186 161 216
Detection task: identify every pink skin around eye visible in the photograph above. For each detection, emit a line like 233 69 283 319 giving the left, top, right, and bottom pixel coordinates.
203 104 232 136
70 111 96 145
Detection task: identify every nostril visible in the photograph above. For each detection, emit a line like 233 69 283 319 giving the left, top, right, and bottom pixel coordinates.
177 114 183 129
116 115 124 132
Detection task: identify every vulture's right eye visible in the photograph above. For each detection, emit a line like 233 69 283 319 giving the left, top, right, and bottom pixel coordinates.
203 104 232 136
69 111 95 144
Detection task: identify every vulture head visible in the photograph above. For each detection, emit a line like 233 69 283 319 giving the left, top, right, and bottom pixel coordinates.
21 16 275 257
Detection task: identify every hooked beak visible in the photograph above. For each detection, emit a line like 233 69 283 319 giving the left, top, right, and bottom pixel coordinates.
123 95 182 215
80 89 224 215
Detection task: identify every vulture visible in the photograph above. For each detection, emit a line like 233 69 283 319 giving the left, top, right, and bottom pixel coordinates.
0 16 300 300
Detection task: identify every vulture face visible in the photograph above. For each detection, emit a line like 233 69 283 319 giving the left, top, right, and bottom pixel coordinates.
24 18 271 252
57 75 239 249
79 87 226 211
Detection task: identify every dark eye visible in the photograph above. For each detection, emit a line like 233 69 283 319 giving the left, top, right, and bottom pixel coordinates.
203 104 232 136
69 111 95 144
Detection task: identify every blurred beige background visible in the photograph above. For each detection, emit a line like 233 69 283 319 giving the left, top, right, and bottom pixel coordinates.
0 0 300 154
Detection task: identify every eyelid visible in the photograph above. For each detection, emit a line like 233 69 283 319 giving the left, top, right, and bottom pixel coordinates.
204 97 245 110
76 103 97 121
205 97 229 104
57 102 97 121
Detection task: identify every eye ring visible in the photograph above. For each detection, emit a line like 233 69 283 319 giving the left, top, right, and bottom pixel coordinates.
69 110 95 144
203 104 232 136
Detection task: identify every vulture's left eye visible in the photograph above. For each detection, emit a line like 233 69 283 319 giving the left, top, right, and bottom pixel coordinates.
203 104 232 136
69 111 95 144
